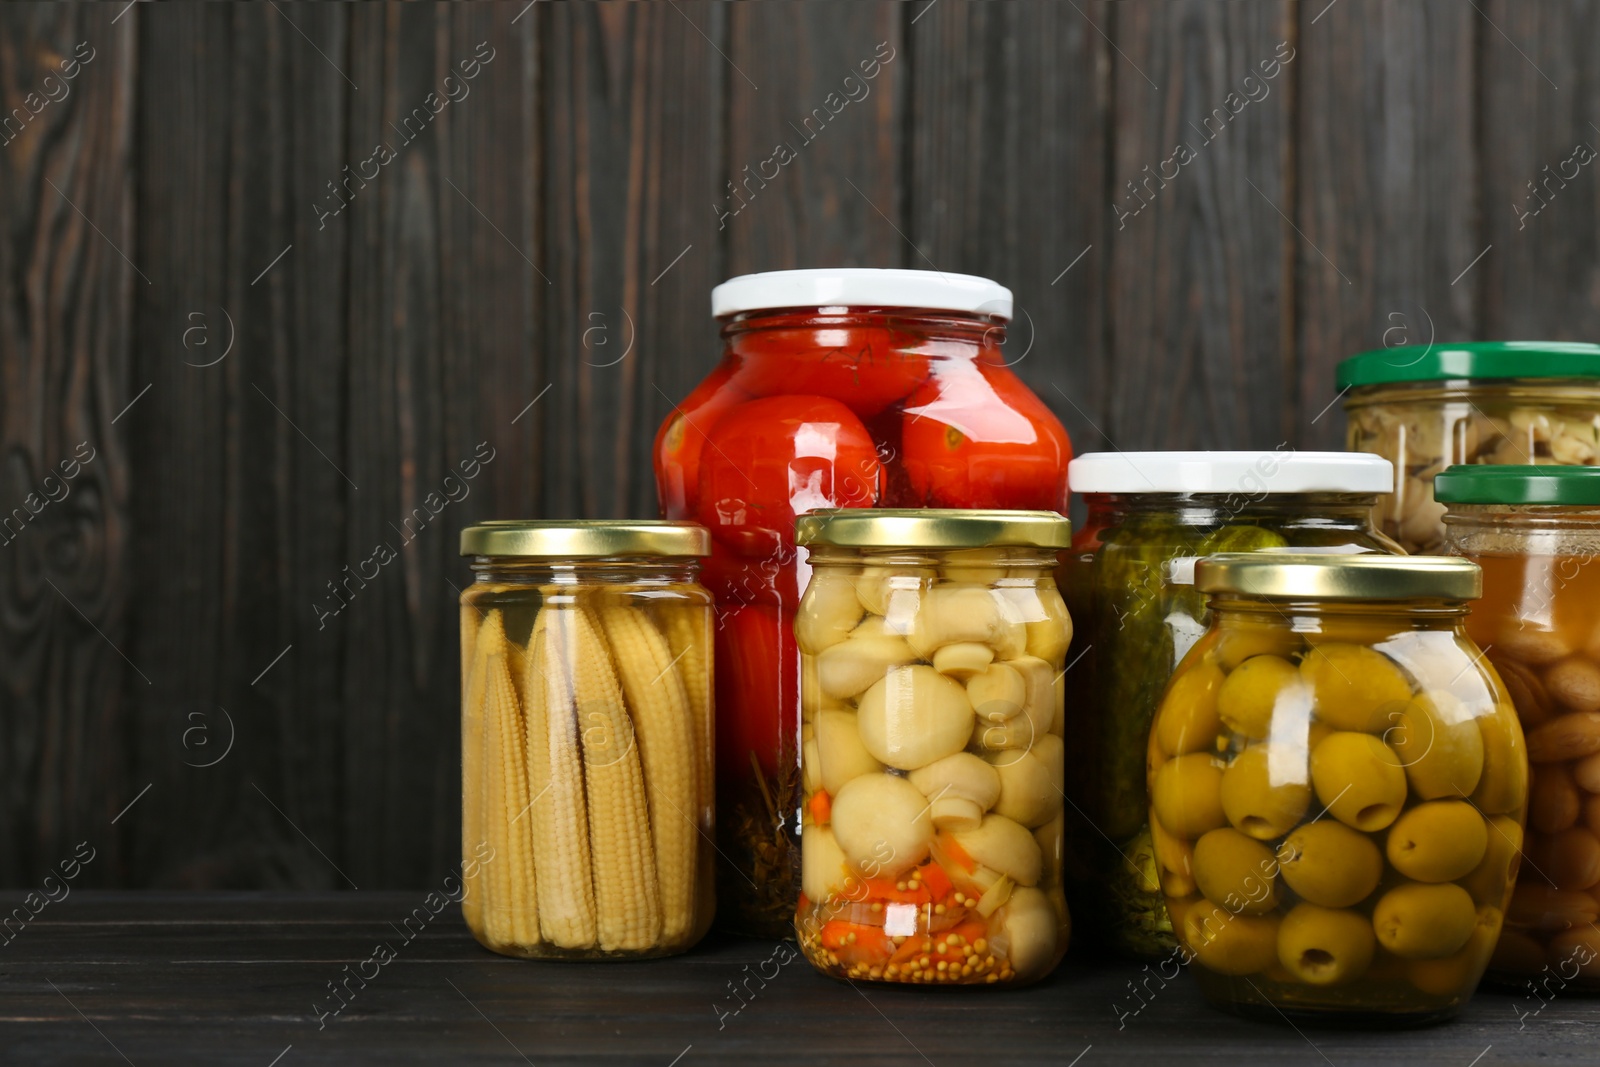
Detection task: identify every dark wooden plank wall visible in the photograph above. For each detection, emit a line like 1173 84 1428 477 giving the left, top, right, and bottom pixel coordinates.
4 0 1600 889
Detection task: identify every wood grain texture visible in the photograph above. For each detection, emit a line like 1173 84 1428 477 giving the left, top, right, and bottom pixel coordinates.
1295 0 1480 449
907 0 1110 450
1479 0 1600 339
2 892 1596 1066
725 1 905 274
0 1 1577 891
540 0 726 520
340 2 545 890
0 4 135 887
126 2 355 891
1106 0 1295 451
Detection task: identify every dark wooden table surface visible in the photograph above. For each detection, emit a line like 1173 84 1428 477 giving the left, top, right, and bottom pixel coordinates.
0 894 1592 1065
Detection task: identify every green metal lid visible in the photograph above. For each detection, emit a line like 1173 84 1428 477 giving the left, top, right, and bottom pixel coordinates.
1434 465 1600 506
1337 341 1600 388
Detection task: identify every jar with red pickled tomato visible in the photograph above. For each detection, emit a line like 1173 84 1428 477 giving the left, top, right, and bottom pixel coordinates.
1438 465 1600 988
653 269 1073 936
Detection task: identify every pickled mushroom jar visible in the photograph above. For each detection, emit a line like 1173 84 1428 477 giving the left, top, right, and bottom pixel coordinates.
1153 553 1527 1025
654 269 1073 937
1437 465 1600 987
459 521 714 959
792 509 1073 985
1059 451 1401 958
1341 341 1600 554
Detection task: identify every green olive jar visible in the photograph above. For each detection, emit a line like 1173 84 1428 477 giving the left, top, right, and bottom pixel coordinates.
1060 451 1402 958
1152 553 1526 1026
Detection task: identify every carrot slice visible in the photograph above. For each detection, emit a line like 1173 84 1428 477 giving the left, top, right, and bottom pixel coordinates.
808 789 832 826
940 835 978 873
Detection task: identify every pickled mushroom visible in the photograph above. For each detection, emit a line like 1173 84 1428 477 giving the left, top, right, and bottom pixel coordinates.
908 752 1002 831
998 886 1059 980
987 734 1065 828
906 584 1026 660
829 773 935 878
814 708 885 795
816 629 916 699
947 814 1043 887
795 572 866 654
857 665 975 770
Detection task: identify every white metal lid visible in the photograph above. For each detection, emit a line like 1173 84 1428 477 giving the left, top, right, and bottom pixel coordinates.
711 268 1012 320
1068 451 1395 494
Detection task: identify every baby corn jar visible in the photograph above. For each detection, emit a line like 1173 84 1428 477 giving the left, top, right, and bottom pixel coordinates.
1437 465 1600 987
792 508 1073 986
459 521 714 959
1153 553 1527 1024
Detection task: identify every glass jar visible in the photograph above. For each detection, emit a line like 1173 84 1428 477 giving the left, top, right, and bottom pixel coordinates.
458 521 714 959
1341 341 1600 554
1060 451 1402 959
792 509 1073 985
1154 553 1526 1025
654 269 1073 937
1438 465 1600 988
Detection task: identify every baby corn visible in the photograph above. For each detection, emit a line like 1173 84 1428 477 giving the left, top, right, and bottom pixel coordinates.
569 607 662 951
600 604 698 942
527 607 599 948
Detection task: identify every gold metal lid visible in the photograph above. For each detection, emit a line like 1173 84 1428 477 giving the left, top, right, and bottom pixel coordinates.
794 508 1071 549
1195 552 1481 601
460 520 710 558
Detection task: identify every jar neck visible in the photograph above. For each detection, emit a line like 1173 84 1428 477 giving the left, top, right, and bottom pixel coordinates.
1444 504 1600 555
721 308 1005 361
1084 492 1381 526
1208 595 1469 626
470 557 701 585
806 545 1060 573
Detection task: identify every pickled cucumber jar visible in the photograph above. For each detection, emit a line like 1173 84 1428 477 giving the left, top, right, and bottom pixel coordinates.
1341 342 1600 554
1061 451 1401 958
1153 553 1527 1025
459 521 714 959
1437 465 1600 987
792 509 1073 985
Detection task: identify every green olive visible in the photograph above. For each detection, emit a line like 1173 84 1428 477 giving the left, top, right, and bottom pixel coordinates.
1301 643 1413 732
1406 906 1500 996
1183 900 1280 976
1151 814 1196 898
1279 820 1383 908
1385 801 1488 883
1156 662 1226 756
1472 703 1530 816
1220 745 1312 841
1276 903 1376 986
1192 828 1280 916
1217 655 1301 739
1309 731 1407 832
1151 752 1228 839
1373 882 1478 959
1385 693 1484 800
1217 625 1303 671
1461 815 1523 905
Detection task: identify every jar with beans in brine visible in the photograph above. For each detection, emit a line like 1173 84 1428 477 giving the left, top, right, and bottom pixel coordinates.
1154 553 1526 1024
793 509 1073 986
459 521 714 959
1437 465 1600 986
